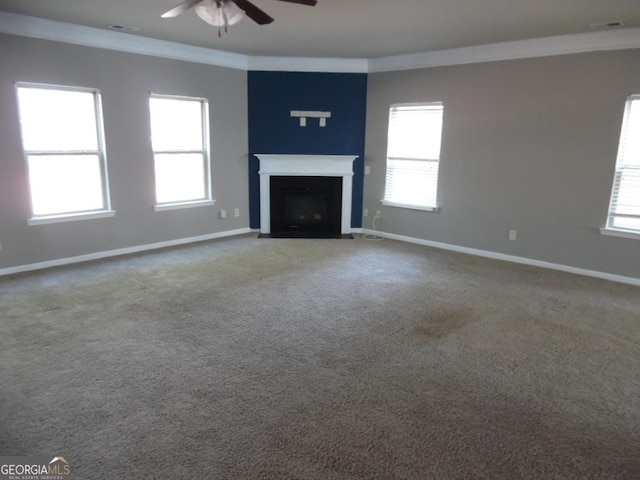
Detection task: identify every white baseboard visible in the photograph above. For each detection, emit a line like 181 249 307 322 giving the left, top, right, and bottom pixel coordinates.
0 228 252 277
3 227 637 287
360 229 640 287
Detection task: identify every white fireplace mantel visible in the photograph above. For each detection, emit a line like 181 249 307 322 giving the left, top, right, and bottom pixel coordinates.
256 154 358 235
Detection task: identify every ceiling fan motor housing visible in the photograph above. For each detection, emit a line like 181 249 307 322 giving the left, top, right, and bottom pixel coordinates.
162 0 317 29
195 0 245 27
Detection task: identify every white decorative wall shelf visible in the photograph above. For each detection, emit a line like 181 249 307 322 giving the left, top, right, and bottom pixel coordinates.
290 110 332 127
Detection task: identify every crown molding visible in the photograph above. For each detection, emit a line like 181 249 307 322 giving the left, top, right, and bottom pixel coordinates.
0 11 249 70
248 55 368 73
368 27 640 72
1 11 640 74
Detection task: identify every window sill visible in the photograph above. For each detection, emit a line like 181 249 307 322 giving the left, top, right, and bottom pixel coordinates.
381 200 440 213
600 227 640 240
154 199 216 212
28 210 116 226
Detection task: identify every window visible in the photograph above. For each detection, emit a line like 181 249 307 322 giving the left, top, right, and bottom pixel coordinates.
16 83 112 222
383 102 444 211
604 95 640 236
149 94 212 209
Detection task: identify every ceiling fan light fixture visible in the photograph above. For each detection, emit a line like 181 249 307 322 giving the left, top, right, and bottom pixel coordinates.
195 0 245 27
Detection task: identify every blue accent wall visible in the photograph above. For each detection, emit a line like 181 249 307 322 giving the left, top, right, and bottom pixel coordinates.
248 71 367 229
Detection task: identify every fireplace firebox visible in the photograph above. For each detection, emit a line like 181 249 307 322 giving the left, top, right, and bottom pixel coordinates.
269 176 342 238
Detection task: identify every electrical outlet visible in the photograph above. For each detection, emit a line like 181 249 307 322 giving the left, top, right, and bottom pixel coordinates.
509 229 517 241
375 210 381 217
363 208 368 217
364 165 371 175
219 209 227 219
234 208 240 218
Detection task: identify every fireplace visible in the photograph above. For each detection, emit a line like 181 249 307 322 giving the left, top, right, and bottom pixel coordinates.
270 176 342 238
255 154 357 238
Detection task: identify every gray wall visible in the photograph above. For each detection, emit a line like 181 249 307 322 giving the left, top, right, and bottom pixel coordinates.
364 50 640 279
1 32 638 279
0 34 249 269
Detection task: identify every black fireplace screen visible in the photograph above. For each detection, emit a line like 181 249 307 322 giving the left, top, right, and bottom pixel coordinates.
270 176 342 238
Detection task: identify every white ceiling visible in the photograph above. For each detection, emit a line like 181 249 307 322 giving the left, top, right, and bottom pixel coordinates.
0 0 639 59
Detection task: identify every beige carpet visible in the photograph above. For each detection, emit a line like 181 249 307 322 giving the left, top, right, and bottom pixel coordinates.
1 234 639 479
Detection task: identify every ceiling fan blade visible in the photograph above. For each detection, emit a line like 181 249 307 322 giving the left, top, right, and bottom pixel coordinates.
273 0 317 5
233 0 274 25
161 0 203 18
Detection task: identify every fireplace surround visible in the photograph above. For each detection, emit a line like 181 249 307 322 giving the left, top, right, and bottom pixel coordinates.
255 154 357 237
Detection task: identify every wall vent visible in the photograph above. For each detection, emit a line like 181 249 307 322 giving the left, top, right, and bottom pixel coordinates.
108 24 140 33
589 21 624 30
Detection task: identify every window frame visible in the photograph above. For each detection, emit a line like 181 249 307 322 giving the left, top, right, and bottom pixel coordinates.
601 94 640 240
16 82 114 225
149 93 214 211
382 101 444 212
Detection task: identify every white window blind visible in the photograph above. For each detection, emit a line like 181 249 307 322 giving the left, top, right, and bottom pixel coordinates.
16 84 111 219
383 103 444 210
149 95 211 206
606 95 640 233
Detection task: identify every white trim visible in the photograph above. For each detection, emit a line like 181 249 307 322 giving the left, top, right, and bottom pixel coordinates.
381 200 440 213
369 27 640 72
0 228 251 277
28 210 116 226
0 12 248 70
154 199 216 212
248 55 368 73
1 12 639 73
360 229 640 287
600 227 640 240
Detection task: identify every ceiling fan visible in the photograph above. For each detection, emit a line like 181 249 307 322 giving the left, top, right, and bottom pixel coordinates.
162 0 317 36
